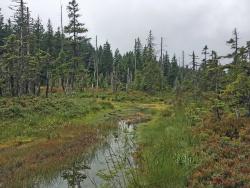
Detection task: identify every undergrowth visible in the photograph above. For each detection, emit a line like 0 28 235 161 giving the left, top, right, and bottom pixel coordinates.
0 94 114 142
132 104 200 188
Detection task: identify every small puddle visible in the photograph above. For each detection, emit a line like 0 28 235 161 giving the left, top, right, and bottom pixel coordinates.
39 120 137 188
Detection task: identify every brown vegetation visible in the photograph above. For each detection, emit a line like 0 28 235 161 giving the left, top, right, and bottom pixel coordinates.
0 124 100 187
188 115 250 188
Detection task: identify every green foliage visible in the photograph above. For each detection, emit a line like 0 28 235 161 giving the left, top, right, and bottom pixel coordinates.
133 71 144 90
1 2 250 188
224 72 250 115
141 61 163 93
160 105 174 117
64 0 88 42
134 106 200 187
0 95 114 141
168 55 179 87
210 97 225 120
200 51 225 92
0 34 20 96
185 103 206 126
100 41 113 77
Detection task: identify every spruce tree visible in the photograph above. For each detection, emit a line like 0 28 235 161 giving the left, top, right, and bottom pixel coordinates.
44 19 54 97
54 27 63 56
65 0 88 89
33 16 44 52
146 30 155 62
56 49 69 93
11 0 30 94
134 38 143 72
101 41 113 78
0 34 20 96
224 45 250 117
113 49 122 91
32 17 45 95
65 0 88 56
163 51 171 78
202 45 209 66
191 51 199 71
142 60 162 93
0 9 5 47
44 19 54 55
227 28 239 59
169 55 179 87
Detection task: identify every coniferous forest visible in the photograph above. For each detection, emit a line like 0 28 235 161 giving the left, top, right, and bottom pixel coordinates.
0 0 250 188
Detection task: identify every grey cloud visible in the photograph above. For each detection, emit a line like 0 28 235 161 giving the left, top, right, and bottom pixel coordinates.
1 0 249 64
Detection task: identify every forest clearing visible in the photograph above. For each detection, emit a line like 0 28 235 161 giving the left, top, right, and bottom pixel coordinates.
0 0 250 187
1 91 249 187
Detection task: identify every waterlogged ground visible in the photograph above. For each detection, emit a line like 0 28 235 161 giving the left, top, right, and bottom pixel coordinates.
0 92 201 188
40 121 137 188
2 93 249 187
0 92 154 188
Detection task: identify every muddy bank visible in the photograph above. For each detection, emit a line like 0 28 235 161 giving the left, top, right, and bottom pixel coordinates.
41 120 137 188
0 125 100 188
0 110 148 188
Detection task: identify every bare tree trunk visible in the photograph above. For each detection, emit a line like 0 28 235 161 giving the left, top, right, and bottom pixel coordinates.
248 103 250 117
37 79 41 96
126 67 130 92
25 81 29 94
61 76 65 93
182 51 185 81
32 82 36 95
10 75 15 97
160 37 163 69
19 0 25 96
66 77 70 93
26 7 30 95
16 78 20 97
60 4 64 50
95 36 99 89
134 39 137 79
50 75 54 93
235 107 240 120
111 72 114 92
45 70 49 98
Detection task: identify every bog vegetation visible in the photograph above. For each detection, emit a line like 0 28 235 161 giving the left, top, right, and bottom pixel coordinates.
0 0 250 187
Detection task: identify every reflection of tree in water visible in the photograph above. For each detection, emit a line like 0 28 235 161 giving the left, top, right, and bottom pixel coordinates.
96 122 137 187
60 122 136 188
62 161 90 188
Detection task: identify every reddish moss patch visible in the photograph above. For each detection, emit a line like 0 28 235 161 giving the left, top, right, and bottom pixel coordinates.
0 124 100 188
188 116 250 188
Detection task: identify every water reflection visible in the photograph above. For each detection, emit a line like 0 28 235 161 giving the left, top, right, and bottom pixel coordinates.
40 120 136 188
62 162 90 188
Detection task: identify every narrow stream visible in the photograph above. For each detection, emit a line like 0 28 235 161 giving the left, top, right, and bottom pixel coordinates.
39 120 136 188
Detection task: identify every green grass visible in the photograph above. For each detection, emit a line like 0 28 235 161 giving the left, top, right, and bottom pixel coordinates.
0 94 115 143
0 91 155 145
133 105 200 188
1 91 200 187
0 92 152 187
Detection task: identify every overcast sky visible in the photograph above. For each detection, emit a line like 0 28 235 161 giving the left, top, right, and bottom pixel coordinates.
1 0 250 64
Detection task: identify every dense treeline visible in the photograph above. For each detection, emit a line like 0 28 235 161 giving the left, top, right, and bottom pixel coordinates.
0 0 250 116
0 0 186 97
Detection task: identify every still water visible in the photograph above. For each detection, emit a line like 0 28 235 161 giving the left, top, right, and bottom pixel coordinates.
38 121 136 188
